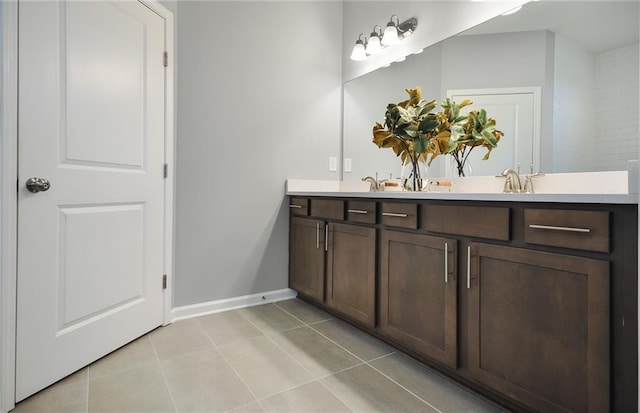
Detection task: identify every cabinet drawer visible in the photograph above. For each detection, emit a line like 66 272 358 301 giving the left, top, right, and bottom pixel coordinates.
347 201 376 224
380 202 418 229
423 204 510 241
289 197 308 216
310 199 344 220
524 209 610 253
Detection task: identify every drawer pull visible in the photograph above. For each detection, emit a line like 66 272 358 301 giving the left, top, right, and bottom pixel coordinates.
316 223 320 249
529 224 591 233
289 204 303 209
444 243 449 284
382 212 409 218
348 209 369 215
467 246 471 289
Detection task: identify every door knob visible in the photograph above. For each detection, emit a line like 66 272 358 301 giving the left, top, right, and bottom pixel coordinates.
26 177 51 193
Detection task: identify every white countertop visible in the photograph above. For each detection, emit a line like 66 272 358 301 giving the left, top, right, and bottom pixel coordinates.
286 188 638 204
286 169 640 205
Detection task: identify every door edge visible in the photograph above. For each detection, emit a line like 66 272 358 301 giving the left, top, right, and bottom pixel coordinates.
0 2 18 412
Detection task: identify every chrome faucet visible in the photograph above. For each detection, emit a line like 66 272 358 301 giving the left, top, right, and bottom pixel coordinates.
362 175 380 191
501 168 522 193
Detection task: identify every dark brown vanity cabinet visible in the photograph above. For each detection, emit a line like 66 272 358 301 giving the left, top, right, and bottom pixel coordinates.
379 230 458 368
289 197 637 413
289 199 376 326
326 222 376 326
289 217 326 302
467 243 610 413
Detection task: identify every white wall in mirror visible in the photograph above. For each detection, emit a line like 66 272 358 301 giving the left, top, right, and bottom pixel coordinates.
342 1 639 178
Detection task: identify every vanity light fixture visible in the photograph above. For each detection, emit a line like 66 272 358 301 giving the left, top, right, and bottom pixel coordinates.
350 33 367 61
349 16 418 61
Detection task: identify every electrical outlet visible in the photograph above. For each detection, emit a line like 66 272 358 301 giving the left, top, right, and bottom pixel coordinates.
329 157 337 172
344 158 352 173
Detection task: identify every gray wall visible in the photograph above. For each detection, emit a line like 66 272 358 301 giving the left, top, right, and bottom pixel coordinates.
553 34 596 172
173 1 343 306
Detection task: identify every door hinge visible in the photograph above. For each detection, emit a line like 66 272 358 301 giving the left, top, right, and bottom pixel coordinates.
163 163 168 178
163 51 168 67
162 274 167 290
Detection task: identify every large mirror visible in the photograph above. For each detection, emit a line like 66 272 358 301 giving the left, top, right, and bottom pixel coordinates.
343 1 639 179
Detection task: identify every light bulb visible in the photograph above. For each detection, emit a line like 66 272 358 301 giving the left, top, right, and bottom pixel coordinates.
366 35 382 55
382 24 399 46
350 40 367 61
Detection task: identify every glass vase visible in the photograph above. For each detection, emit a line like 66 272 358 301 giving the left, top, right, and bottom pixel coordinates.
400 161 428 191
452 159 472 177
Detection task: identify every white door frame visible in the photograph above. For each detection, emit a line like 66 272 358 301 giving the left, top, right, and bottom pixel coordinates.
0 2 174 412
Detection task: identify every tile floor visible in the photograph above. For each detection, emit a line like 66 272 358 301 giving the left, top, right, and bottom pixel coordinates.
14 299 504 413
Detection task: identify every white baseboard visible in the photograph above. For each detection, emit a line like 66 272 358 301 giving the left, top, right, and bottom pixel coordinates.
171 288 297 322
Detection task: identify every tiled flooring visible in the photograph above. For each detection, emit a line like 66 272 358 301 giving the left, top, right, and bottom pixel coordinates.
14 299 503 413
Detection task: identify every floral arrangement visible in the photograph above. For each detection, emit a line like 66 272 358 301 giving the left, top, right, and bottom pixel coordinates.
372 87 503 183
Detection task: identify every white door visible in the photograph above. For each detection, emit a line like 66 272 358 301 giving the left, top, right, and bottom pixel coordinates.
446 88 540 177
16 1 166 400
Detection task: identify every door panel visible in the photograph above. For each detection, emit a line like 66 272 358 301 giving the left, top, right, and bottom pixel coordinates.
379 230 458 368
17 1 166 400
447 89 538 176
326 223 375 326
289 217 325 302
64 1 147 168
468 243 609 413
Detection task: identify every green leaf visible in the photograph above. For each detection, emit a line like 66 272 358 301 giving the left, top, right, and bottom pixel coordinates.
413 136 428 154
418 114 439 133
482 130 498 147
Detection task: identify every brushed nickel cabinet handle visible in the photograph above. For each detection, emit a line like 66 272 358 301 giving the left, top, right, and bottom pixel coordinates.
382 212 408 218
529 224 591 233
289 204 303 209
325 224 329 252
467 246 471 289
444 242 448 284
348 209 368 214
316 223 320 249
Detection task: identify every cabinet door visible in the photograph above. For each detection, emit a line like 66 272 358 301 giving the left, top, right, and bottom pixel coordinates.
289 217 325 302
326 223 376 326
380 230 457 368
467 243 609 413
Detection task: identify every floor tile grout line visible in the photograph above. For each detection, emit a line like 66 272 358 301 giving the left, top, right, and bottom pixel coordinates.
222 399 263 413
88 335 167 381
148 332 179 413
365 360 444 413
236 304 374 410
273 301 333 326
148 321 223 365
315 376 357 413
163 313 265 412
215 336 269 413
235 308 323 382
311 361 365 381
273 301 439 411
193 316 223 349
305 322 377 365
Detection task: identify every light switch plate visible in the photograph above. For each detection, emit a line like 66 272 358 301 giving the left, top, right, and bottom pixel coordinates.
329 156 337 172
344 158 352 173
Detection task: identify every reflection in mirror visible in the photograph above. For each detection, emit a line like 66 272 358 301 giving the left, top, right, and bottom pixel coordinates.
342 1 639 179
